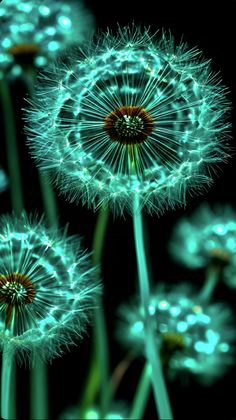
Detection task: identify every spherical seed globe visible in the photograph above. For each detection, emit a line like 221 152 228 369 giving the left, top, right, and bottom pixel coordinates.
0 213 100 365
26 26 230 215
0 0 95 78
169 203 236 287
117 284 235 383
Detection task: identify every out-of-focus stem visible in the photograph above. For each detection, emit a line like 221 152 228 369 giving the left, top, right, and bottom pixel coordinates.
80 205 110 417
38 170 58 228
129 362 152 420
199 263 221 302
0 79 24 214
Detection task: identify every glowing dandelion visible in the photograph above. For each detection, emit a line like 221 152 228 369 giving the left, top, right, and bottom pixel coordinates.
117 284 235 383
25 25 230 215
0 212 99 364
169 203 236 288
0 0 95 78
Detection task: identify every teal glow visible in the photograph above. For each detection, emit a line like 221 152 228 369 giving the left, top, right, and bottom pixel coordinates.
85 409 99 419
0 213 100 364
0 167 9 193
25 25 230 215
59 403 128 420
169 203 236 287
117 283 236 383
0 0 95 78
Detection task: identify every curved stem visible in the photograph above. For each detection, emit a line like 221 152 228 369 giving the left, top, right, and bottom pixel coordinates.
199 264 220 302
132 194 173 420
1 345 14 420
0 79 24 214
110 352 134 397
80 205 110 417
129 362 152 420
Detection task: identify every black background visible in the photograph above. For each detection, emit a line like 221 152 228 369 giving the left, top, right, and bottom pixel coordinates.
0 0 236 419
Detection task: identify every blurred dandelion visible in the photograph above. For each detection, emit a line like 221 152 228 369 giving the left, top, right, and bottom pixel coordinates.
0 0 95 78
0 212 99 363
25 25 230 215
117 284 235 384
169 204 236 290
0 167 9 194
59 401 128 419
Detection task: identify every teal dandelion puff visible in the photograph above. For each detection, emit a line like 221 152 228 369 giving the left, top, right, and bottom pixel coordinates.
117 284 235 384
25 26 230 215
169 204 236 290
0 0 95 78
0 212 100 364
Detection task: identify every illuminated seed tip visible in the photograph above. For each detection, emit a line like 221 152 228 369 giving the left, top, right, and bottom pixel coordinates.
103 105 154 145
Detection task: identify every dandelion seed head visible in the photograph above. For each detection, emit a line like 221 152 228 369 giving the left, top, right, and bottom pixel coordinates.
169 204 236 287
0 213 100 365
117 284 235 383
26 26 230 215
0 0 95 78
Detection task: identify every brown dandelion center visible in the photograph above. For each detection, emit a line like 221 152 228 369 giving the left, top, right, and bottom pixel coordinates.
160 332 185 369
0 272 36 305
103 105 154 145
208 248 231 266
8 43 39 56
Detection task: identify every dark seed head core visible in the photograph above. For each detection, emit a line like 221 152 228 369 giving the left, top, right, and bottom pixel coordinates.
103 105 154 145
8 43 39 56
0 273 36 328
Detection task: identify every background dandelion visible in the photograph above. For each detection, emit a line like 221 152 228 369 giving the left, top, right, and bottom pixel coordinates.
0 0 95 79
117 284 235 384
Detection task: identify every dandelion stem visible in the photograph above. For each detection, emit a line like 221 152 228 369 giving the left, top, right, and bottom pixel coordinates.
38 170 58 228
129 362 151 420
1 344 14 420
132 194 173 420
199 264 220 302
0 79 24 214
30 358 48 420
80 205 110 417
25 68 58 229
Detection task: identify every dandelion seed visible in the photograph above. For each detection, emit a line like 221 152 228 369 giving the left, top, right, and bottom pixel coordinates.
25 25 230 215
0 213 100 365
117 284 235 383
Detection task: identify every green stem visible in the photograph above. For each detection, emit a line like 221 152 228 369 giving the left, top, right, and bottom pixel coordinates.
129 362 152 420
132 194 173 420
199 264 220 302
0 79 24 214
80 205 110 417
25 70 57 420
30 358 48 420
38 170 58 228
1 345 14 420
